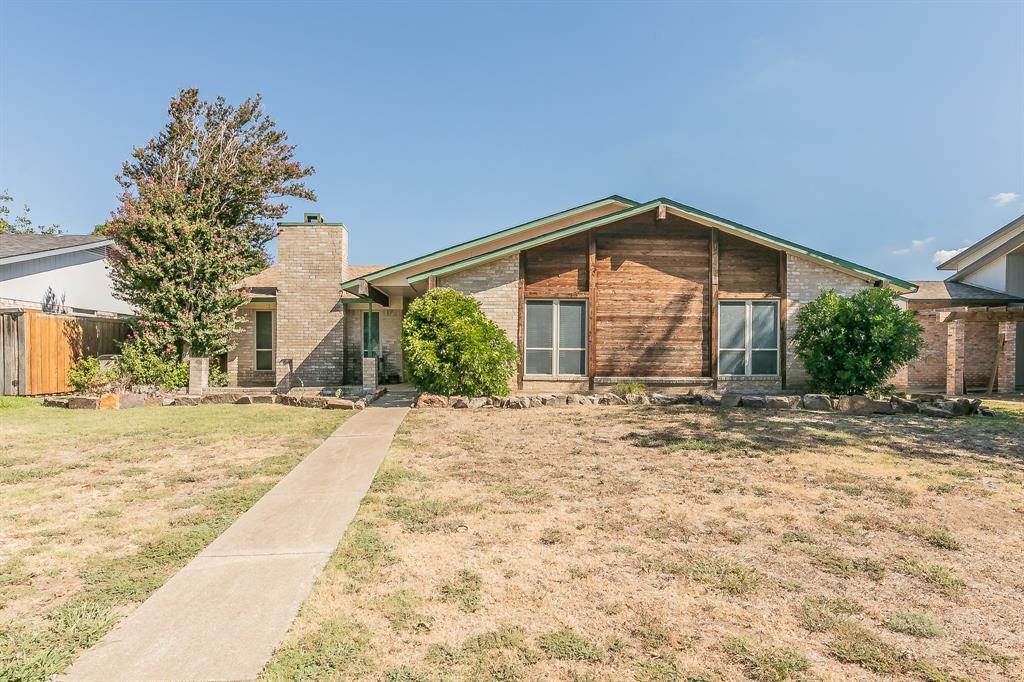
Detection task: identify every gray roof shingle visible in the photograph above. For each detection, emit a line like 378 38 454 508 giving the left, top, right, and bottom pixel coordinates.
905 280 1023 303
0 233 110 259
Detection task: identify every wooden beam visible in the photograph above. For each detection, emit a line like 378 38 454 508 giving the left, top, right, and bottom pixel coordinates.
355 279 390 307
588 232 597 390
986 333 1005 395
426 275 437 290
517 252 525 390
718 292 782 300
779 250 788 388
709 228 719 386
655 205 667 220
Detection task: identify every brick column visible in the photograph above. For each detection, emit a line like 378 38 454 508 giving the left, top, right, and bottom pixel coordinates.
362 356 378 393
189 357 209 394
946 319 965 396
997 321 1016 393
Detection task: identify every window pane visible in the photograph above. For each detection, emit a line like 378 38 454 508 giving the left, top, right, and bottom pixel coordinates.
256 349 273 371
558 301 586 349
526 301 553 348
255 311 272 350
751 350 778 375
526 349 553 375
558 350 585 375
751 303 778 348
719 302 746 349
719 350 746 375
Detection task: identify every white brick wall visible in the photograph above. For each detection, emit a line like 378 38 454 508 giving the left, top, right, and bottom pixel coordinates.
785 254 871 387
439 254 520 344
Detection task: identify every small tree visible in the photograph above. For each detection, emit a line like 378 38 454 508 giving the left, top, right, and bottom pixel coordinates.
401 288 518 396
1 191 62 235
792 288 923 395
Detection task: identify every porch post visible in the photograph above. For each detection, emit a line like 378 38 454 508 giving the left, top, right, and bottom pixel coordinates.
945 319 965 396
997 321 1016 393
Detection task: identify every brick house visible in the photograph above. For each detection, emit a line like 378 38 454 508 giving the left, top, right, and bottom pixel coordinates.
226 197 1019 395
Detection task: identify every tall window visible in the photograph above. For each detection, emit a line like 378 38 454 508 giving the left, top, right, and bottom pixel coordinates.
718 300 779 376
255 311 273 371
525 300 587 376
363 311 380 358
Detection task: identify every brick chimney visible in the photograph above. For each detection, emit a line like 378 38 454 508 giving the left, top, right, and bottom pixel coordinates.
275 213 348 389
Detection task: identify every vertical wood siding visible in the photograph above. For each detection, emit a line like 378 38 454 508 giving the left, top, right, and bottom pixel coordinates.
718 232 781 294
523 234 589 296
22 310 130 394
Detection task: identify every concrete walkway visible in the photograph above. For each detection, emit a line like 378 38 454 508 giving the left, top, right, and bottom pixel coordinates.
63 396 413 682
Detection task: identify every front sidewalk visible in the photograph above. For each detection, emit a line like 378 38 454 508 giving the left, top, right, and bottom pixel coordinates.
62 397 412 682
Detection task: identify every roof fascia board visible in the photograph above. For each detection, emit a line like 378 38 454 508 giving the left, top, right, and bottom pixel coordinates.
409 199 917 293
0 238 114 266
936 214 1024 270
944 231 1024 284
339 195 638 290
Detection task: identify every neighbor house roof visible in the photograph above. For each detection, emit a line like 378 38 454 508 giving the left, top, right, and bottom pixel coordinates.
0 233 111 265
345 196 917 294
944 230 1024 284
904 280 1024 304
936 213 1024 271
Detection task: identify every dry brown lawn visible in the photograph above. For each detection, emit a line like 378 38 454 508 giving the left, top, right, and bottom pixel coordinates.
0 397 350 681
265 399 1023 682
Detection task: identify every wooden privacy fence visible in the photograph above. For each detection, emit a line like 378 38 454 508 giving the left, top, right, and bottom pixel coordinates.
0 309 131 395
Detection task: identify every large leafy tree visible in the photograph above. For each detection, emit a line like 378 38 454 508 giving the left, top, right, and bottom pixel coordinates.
0 191 62 235
792 288 923 395
107 88 315 357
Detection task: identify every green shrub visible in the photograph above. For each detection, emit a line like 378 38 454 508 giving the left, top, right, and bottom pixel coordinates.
115 336 189 389
609 380 647 396
208 364 229 388
401 288 518 396
792 288 923 395
68 356 108 392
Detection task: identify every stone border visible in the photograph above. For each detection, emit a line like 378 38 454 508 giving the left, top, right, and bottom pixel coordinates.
44 387 389 411
413 391 993 418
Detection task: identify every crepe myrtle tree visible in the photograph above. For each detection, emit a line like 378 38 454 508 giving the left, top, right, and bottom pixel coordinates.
401 288 518 396
792 288 923 396
107 88 315 358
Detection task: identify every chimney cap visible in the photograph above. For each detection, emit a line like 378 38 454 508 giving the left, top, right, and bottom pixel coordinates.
303 213 324 224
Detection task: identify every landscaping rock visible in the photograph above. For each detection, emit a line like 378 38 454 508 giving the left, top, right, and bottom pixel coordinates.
202 393 242 405
838 395 894 415
542 394 568 406
172 395 201 406
450 396 470 409
233 395 253 405
765 395 801 410
528 396 546 407
43 397 69 408
624 393 650 405
677 393 703 405
415 393 449 408
920 404 956 418
299 396 327 409
740 395 767 408
649 392 678 405
801 394 834 411
325 398 356 409
506 396 529 409
979 407 995 417
597 393 626 405
278 395 300 407
890 396 920 414
98 393 120 410
354 399 366 410
720 394 742 408
566 394 589 405
251 395 276 404
118 393 146 409
468 397 489 409
162 398 176 407
68 396 99 410
700 393 721 407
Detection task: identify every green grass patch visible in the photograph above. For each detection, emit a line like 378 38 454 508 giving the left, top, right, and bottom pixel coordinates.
498 483 549 504
903 524 961 551
370 465 427 493
536 629 602 662
800 547 885 581
262 616 372 680
826 622 901 674
609 380 647 397
886 610 942 638
539 527 563 545
329 520 398 582
896 557 966 594
794 596 862 632
439 569 483 613
957 639 1016 668
383 495 459 533
373 590 429 632
723 637 811 681
642 553 758 595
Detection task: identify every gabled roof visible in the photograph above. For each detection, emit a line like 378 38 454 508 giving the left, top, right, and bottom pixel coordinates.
945 230 1024 284
359 196 916 293
936 213 1024 271
905 280 1024 304
0 233 111 264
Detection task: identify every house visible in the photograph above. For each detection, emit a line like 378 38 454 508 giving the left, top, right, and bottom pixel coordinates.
899 215 1023 394
229 196 929 393
0 233 132 395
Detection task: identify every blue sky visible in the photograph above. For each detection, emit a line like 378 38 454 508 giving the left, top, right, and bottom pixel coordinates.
1 1 1021 280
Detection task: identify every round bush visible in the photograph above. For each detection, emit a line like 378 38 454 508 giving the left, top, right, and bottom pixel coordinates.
792 288 923 396
401 288 518 396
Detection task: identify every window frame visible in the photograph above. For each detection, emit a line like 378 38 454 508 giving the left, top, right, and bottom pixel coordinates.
524 299 588 379
362 310 380 358
254 310 274 372
717 300 780 377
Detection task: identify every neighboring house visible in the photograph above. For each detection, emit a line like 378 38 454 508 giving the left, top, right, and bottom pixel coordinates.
0 234 132 395
900 215 1023 393
0 234 133 316
229 197 923 393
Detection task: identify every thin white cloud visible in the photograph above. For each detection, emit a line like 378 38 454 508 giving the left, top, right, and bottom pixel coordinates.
991 192 1019 207
933 247 966 265
891 236 935 256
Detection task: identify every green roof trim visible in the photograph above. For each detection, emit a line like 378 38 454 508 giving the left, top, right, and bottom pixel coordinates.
339 195 638 289
407 197 917 293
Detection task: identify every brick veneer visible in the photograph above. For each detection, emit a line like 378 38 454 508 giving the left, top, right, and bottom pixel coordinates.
946 319 965 395
343 305 404 384
439 254 520 344
226 301 277 386
997 321 1016 392
275 224 348 389
785 254 871 388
